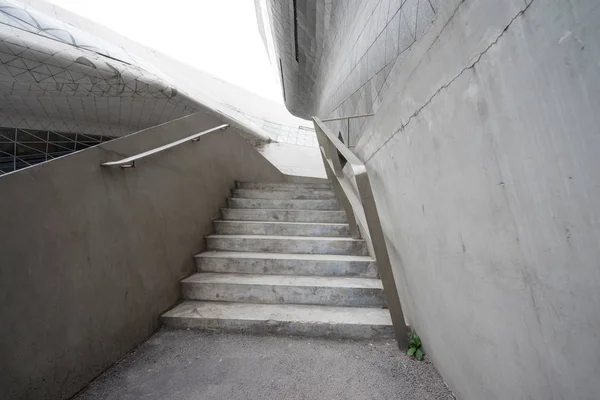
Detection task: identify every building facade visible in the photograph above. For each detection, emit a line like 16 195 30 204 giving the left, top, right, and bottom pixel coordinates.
1 0 318 175
257 0 600 399
0 0 202 172
256 0 440 146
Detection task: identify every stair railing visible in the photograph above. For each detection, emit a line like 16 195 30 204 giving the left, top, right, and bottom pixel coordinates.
312 116 408 350
101 124 229 168
320 113 374 148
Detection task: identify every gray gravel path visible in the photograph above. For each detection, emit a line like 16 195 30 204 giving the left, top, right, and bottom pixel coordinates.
74 328 455 400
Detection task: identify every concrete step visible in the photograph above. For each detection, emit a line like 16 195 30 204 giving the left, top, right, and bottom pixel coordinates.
195 251 378 277
221 208 347 223
228 198 340 210
213 220 351 237
162 301 393 339
233 188 336 200
237 182 333 191
206 235 369 255
181 273 386 307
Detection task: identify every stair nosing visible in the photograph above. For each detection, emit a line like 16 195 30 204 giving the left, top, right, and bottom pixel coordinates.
206 234 364 241
194 251 374 262
236 183 332 187
233 189 335 193
167 180 389 339
221 208 345 212
213 220 349 227
163 301 392 325
181 272 383 289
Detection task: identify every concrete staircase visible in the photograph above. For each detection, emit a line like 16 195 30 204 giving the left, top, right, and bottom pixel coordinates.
162 181 393 339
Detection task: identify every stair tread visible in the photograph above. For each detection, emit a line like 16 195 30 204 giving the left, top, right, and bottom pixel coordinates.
195 251 374 262
228 198 340 210
165 180 392 339
221 209 347 223
232 198 336 202
237 182 332 187
214 220 348 227
206 234 363 241
233 189 335 196
182 273 383 289
233 186 334 193
163 301 391 326
222 208 345 213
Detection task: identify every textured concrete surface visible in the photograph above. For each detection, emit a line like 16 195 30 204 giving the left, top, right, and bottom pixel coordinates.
233 188 336 199
255 142 327 179
258 0 440 141
162 302 394 339
0 111 295 400
237 182 333 190
181 273 386 307
221 208 347 223
196 251 378 277
206 235 369 255
171 180 391 340
354 0 600 399
213 220 351 237
227 197 341 210
262 0 600 397
75 329 454 400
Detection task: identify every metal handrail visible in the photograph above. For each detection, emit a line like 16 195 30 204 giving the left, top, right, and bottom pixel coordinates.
320 113 375 122
101 124 229 168
316 124 366 175
313 116 408 350
319 113 374 148
319 146 370 241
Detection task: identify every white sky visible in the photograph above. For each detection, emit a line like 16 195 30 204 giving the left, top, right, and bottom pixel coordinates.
45 0 283 104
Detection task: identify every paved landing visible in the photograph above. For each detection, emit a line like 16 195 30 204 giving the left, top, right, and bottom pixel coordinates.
75 329 455 400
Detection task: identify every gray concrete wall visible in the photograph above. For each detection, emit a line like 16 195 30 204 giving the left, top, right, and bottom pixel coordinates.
353 0 600 399
0 111 291 400
263 0 440 145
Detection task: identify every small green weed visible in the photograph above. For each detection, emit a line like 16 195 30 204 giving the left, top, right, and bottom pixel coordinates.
407 330 425 361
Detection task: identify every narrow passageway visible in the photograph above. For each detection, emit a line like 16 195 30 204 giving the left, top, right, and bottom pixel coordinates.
75 329 454 400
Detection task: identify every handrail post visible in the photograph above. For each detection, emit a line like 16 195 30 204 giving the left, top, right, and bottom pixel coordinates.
327 136 346 177
314 125 361 239
355 171 408 350
313 116 408 350
347 117 350 147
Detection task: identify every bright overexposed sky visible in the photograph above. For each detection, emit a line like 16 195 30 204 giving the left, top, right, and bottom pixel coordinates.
45 0 283 104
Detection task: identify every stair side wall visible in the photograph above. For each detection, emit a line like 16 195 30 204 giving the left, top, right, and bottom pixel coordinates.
0 111 290 400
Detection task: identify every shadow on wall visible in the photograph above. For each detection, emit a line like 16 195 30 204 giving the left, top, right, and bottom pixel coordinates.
0 111 302 400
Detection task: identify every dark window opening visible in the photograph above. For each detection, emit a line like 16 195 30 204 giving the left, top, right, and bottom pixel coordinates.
279 58 286 102
292 0 299 62
338 131 347 168
0 127 116 175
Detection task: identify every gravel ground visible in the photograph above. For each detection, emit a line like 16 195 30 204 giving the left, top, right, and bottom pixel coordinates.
74 328 455 400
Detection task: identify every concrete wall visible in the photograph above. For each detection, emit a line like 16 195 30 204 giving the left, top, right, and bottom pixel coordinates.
0 111 291 400
262 0 440 145
353 0 600 399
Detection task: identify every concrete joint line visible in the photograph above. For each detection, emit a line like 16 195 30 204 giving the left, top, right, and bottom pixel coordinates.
357 0 469 151
324 3 405 116
425 0 469 59
327 56 399 118
365 0 535 163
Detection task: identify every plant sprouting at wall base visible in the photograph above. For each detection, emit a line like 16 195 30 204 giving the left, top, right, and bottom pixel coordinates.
407 330 425 361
